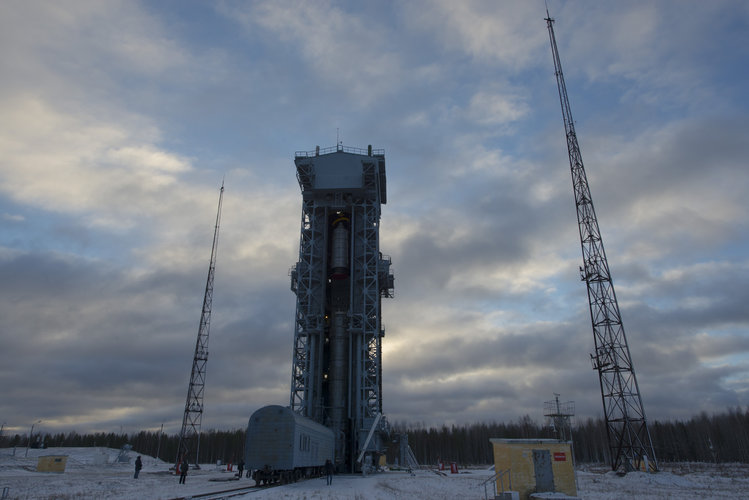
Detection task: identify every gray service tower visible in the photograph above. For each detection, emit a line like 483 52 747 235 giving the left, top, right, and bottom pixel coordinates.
289 144 394 472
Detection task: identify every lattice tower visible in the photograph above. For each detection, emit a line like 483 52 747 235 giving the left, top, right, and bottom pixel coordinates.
544 393 575 442
176 182 224 468
545 11 657 473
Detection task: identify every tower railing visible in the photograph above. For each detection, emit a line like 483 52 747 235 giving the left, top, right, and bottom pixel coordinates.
295 145 385 158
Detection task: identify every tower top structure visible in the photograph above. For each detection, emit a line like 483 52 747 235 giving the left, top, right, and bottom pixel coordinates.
294 144 386 204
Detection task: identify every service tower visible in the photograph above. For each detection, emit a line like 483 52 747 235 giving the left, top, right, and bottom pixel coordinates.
289 144 394 472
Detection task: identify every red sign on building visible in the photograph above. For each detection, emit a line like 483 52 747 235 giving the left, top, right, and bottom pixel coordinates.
553 452 567 461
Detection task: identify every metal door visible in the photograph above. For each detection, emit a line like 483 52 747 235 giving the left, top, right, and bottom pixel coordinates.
532 449 555 492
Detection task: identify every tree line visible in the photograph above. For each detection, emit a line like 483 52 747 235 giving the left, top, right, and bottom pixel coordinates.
401 406 749 465
1 429 246 466
2 407 747 466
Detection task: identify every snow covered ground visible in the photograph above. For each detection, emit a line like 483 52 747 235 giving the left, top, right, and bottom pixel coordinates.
1 447 748 499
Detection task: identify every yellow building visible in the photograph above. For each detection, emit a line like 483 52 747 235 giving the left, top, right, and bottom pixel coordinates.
490 439 577 500
36 455 68 473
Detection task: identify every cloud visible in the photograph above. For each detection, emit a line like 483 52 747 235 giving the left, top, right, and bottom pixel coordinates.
0 245 296 434
556 1 749 111
465 89 529 126
0 96 193 229
3 213 25 222
401 0 548 68
578 115 749 264
222 0 413 106
0 0 190 86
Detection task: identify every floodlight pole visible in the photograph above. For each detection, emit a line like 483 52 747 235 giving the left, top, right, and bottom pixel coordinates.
156 423 164 462
25 419 41 458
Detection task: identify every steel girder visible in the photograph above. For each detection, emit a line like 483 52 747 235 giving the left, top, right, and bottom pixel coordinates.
290 199 326 420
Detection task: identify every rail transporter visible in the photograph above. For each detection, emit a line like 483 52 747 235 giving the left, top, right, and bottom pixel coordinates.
245 405 333 485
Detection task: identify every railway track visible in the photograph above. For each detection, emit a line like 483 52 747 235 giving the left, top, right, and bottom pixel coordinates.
167 483 271 500
166 466 324 500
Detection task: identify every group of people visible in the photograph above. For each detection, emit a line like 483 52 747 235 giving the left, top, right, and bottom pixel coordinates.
132 455 189 483
134 456 247 484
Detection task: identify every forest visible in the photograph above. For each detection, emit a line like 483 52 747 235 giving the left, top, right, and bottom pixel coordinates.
2 407 747 466
400 406 749 465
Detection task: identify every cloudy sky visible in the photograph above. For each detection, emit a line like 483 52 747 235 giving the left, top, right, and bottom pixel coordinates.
2 0 749 437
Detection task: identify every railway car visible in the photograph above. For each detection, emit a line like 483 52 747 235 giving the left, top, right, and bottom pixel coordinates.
245 405 334 485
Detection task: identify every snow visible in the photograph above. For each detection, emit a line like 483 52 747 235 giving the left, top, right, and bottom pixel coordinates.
575 463 749 499
2 447 748 499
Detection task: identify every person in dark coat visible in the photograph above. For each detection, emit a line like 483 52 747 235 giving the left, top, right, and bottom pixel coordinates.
178 458 189 484
237 458 245 479
134 456 142 479
325 459 334 485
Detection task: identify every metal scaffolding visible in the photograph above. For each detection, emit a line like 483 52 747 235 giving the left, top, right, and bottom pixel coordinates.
544 394 575 442
289 145 393 472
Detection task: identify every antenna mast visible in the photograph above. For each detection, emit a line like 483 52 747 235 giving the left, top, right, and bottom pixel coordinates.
544 393 575 442
544 11 657 473
176 182 224 468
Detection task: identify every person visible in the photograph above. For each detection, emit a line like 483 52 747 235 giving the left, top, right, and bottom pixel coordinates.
237 458 245 479
178 458 189 484
134 456 142 479
325 459 334 486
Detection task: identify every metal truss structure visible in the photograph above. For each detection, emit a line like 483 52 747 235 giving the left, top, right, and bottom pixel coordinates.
289 145 394 472
545 12 658 472
176 182 224 468
544 394 575 442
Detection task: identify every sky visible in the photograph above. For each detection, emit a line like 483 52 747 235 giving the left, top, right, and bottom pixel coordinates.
1 0 749 438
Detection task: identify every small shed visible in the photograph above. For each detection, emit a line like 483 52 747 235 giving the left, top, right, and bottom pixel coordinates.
490 439 576 500
36 455 68 473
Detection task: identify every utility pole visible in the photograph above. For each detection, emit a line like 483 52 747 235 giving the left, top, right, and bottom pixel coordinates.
176 182 224 469
545 10 657 473
25 420 41 458
156 423 164 462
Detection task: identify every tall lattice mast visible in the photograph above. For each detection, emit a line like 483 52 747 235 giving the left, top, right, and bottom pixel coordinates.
176 182 224 468
545 11 657 472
